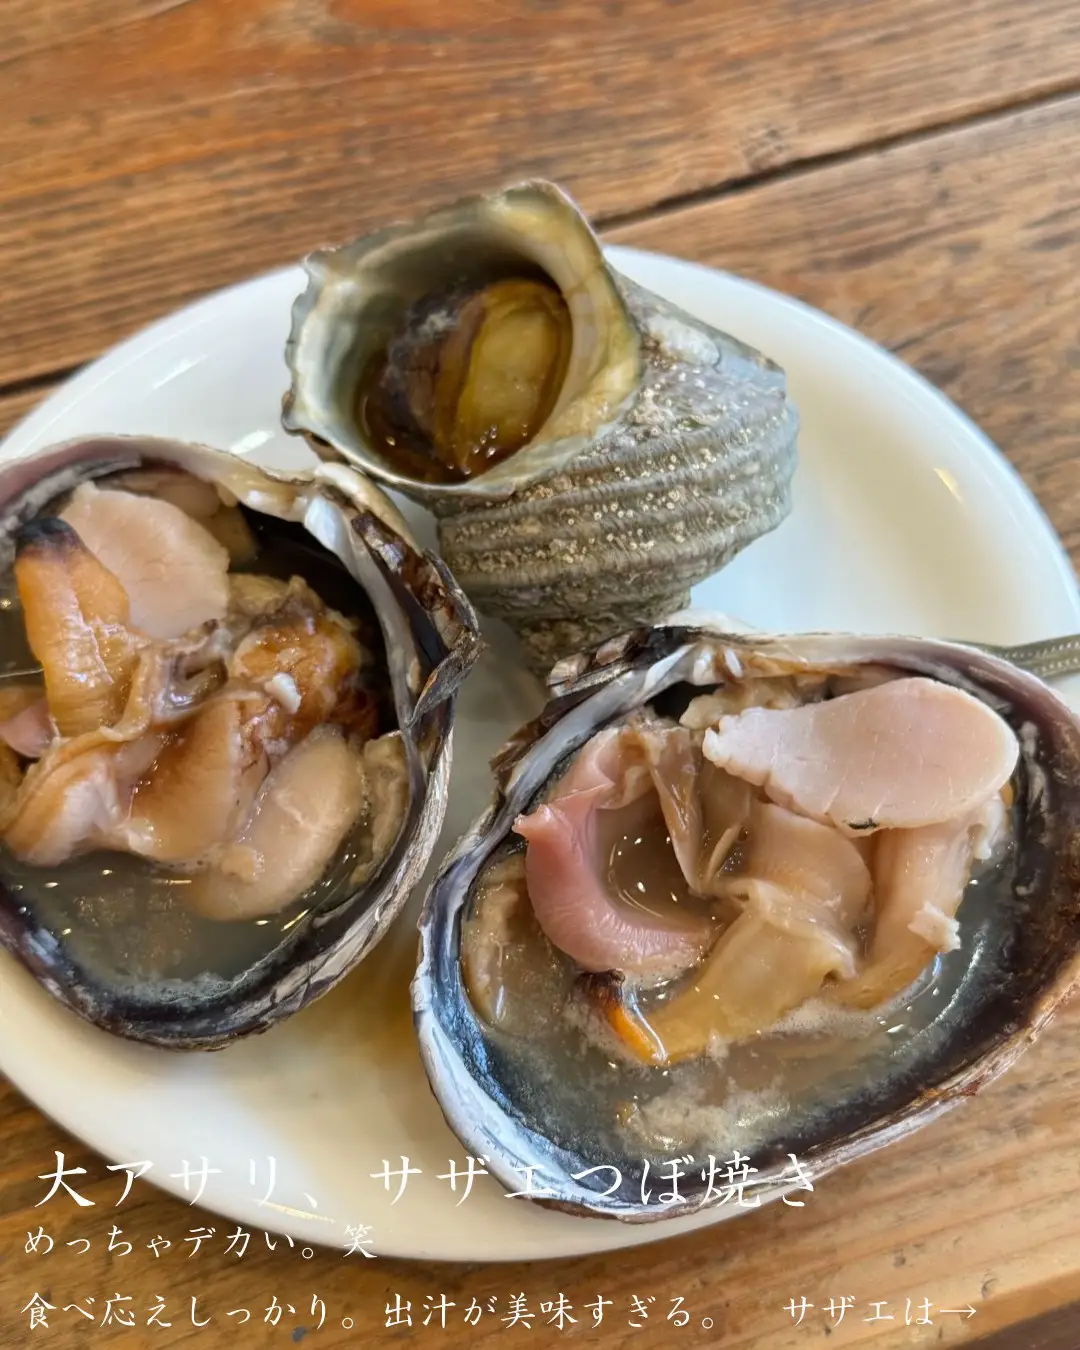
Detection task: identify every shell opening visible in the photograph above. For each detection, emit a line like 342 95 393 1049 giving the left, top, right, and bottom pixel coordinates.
284 182 643 493
356 274 575 483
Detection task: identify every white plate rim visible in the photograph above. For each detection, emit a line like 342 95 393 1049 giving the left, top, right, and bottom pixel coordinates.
0 246 1076 1262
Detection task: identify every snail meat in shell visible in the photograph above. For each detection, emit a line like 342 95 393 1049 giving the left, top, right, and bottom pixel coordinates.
281 181 798 672
413 616 1080 1220
0 436 480 1049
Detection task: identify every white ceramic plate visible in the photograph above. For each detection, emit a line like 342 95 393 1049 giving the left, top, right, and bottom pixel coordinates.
1 249 1077 1263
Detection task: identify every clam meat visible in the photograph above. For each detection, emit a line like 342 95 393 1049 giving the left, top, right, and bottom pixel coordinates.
413 617 1080 1219
0 436 480 1048
282 181 799 672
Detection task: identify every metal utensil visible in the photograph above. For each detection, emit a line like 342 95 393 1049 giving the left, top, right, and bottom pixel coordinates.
0 666 42 683
953 634 1080 682
0 635 1078 687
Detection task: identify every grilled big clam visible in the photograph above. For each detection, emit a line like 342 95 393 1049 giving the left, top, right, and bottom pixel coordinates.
0 435 480 1049
413 616 1080 1221
281 180 798 672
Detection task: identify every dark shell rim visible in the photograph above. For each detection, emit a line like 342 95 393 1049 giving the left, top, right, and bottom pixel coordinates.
412 619 1080 1223
0 435 483 1051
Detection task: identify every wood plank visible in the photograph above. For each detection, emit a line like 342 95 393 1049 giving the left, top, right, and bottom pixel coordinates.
4 0 1080 384
610 95 1080 575
969 1302 1080 1350
0 383 62 440
3 999 1080 1348
1 65 1080 1350
2 94 1077 1350
0 96 1078 1350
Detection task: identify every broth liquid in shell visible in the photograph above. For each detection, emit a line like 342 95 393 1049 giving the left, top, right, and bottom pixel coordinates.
0 509 394 993
458 664 1020 1192
464 824 1016 1185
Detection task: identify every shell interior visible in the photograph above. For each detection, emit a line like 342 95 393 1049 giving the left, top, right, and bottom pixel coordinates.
283 181 644 499
0 437 480 1049
413 623 1080 1220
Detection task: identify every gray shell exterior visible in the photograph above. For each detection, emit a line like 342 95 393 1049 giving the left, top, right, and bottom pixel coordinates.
280 181 798 673
412 614 1080 1222
433 279 798 673
0 435 482 1050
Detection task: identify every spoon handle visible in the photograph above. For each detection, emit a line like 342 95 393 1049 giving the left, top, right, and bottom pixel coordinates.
957 634 1080 682
1 637 1079 687
0 666 42 683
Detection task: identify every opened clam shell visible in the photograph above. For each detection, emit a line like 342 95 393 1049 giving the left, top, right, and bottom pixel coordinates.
281 181 798 672
0 435 481 1049
412 615 1080 1220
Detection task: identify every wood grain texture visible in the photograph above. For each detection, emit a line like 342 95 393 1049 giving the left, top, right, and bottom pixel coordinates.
611 95 1080 577
969 1302 1080 1350
4 0 1080 385
2 5 1080 1348
0 79 1078 1350
3 998 1080 1349
0 384 60 440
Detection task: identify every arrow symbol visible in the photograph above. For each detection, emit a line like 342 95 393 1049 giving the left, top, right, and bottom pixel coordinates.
940 1307 977 1319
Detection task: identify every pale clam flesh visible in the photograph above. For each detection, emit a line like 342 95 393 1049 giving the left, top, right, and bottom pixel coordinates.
0 436 480 1049
413 616 1080 1220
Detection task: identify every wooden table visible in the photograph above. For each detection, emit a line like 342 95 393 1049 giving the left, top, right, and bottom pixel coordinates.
2 3 1079 1346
